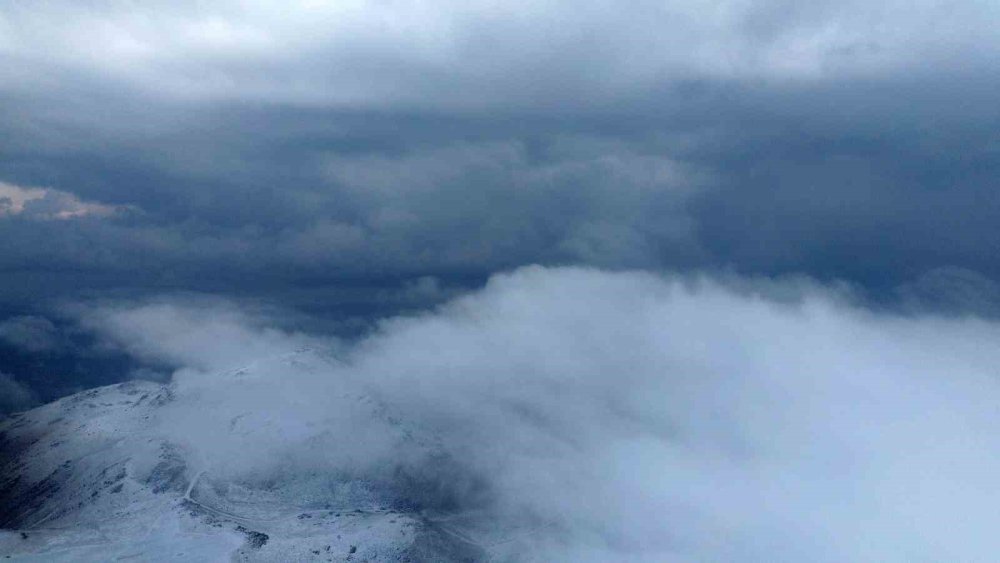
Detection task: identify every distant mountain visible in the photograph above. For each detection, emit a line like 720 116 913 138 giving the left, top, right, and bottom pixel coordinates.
0 353 486 562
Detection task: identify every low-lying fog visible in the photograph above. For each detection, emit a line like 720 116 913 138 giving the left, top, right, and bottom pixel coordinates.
79 266 1000 562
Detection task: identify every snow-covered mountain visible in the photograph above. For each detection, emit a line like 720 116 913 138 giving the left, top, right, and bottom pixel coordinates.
0 352 487 562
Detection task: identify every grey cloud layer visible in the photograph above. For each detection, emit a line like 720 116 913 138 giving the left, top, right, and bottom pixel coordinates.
3 1 998 108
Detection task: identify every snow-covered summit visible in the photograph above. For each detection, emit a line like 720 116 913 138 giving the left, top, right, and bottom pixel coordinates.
0 352 484 561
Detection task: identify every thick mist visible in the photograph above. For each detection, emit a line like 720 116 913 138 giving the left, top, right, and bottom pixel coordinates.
81 266 1000 561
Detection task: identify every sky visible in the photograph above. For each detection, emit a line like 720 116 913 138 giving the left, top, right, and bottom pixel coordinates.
3 1 1000 559
2 1 999 403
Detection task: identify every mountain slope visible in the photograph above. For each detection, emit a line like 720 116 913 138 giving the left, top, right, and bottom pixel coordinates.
0 353 485 562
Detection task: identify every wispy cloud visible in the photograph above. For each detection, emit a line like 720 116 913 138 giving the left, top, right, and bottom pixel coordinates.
0 315 60 353
0 371 35 414
0 182 130 221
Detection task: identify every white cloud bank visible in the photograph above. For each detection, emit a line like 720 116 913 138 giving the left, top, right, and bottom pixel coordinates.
81 266 1000 561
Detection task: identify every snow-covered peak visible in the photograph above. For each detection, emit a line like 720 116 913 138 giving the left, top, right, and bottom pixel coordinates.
0 356 485 561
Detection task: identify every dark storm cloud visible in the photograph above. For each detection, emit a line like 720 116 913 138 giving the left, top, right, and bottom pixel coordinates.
1 95 997 310
1 0 999 399
689 99 1000 289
